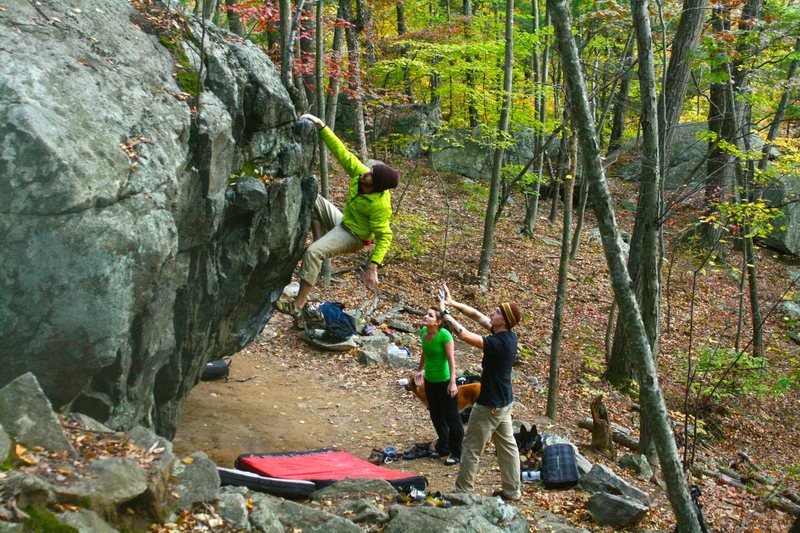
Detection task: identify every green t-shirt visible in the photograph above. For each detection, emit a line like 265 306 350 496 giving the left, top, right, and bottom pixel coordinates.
421 327 454 383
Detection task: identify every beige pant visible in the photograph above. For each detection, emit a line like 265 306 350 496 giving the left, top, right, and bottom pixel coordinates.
455 403 521 499
298 196 364 286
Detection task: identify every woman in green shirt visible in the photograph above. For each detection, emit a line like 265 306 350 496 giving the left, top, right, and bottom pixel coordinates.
414 308 463 465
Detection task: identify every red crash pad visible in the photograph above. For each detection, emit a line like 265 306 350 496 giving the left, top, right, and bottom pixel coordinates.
235 448 426 491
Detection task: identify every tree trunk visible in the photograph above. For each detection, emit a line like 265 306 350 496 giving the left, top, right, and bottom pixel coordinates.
463 0 479 127
546 0 700 528
733 0 765 357
199 0 218 20
325 1 345 130
606 46 633 154
657 0 708 170
607 0 706 390
223 0 243 35
549 107 568 224
341 0 368 160
546 133 576 420
396 0 414 100
704 5 735 249
279 0 301 105
522 9 551 236
629 0 662 467
299 2 316 107
356 0 377 68
477 0 514 287
590 395 614 458
569 158 587 261
315 0 332 286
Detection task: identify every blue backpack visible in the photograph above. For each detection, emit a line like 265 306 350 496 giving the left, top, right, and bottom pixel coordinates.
318 302 357 342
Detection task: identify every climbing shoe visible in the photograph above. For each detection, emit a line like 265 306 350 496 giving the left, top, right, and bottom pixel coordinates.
443 456 460 466
402 442 433 460
492 489 521 502
273 300 300 318
396 486 426 505
423 491 452 508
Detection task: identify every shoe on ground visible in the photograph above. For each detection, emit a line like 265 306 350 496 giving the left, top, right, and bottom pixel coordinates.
396 486 426 504
430 451 444 460
402 442 433 460
491 489 521 502
443 456 460 466
423 491 452 508
274 300 300 318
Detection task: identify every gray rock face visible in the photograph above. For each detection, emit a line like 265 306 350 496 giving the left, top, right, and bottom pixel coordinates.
762 172 800 255
310 478 398 502
0 425 10 462
617 123 709 190
579 463 649 506
56 509 118 533
334 499 390 525
532 511 591 532
217 489 251 531
781 300 800 318
172 451 221 510
247 492 284 532
275 499 362 532
431 126 557 180
385 495 528 533
618 453 654 481
0 471 56 510
56 457 149 516
612 122 799 256
0 373 75 455
375 103 442 158
0 0 316 438
586 492 648 528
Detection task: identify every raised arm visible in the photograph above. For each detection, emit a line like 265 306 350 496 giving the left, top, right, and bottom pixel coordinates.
445 339 457 398
442 314 484 350
441 283 491 332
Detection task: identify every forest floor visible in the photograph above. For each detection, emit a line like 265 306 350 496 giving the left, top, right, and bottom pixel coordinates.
173 160 799 532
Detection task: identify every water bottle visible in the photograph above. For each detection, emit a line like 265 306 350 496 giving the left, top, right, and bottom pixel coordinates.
521 470 541 482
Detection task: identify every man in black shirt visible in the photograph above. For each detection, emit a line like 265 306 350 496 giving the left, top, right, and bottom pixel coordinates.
439 284 522 501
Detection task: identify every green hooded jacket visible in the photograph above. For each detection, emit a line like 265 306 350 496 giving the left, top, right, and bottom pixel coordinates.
319 127 393 265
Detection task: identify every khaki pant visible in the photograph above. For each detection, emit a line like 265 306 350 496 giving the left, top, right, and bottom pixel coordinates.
298 196 363 286
455 403 521 500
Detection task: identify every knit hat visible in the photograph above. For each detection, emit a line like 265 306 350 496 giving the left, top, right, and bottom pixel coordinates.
370 164 399 192
500 302 522 329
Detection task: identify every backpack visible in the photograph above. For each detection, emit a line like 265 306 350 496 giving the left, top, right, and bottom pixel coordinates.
201 358 231 381
317 302 357 342
541 443 580 489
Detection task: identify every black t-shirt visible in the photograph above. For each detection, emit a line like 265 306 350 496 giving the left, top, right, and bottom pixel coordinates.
476 329 517 408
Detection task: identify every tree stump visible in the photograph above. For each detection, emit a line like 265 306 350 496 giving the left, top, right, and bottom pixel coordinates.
590 395 615 459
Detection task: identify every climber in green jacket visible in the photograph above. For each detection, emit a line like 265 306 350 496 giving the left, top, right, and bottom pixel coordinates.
274 113 399 318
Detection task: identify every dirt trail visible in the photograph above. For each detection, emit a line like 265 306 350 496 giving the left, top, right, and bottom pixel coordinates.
171 316 553 498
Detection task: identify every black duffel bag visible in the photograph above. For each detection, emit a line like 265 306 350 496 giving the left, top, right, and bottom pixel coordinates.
201 358 231 381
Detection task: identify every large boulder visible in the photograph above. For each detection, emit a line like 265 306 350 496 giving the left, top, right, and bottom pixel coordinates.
616 122 709 190
430 126 558 180
0 373 75 455
612 121 799 256
0 0 316 437
761 173 800 256
375 103 442 158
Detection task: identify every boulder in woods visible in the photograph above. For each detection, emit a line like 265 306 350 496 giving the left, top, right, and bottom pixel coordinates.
0 0 317 438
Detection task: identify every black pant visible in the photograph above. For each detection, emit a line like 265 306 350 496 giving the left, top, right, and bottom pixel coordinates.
425 379 464 458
